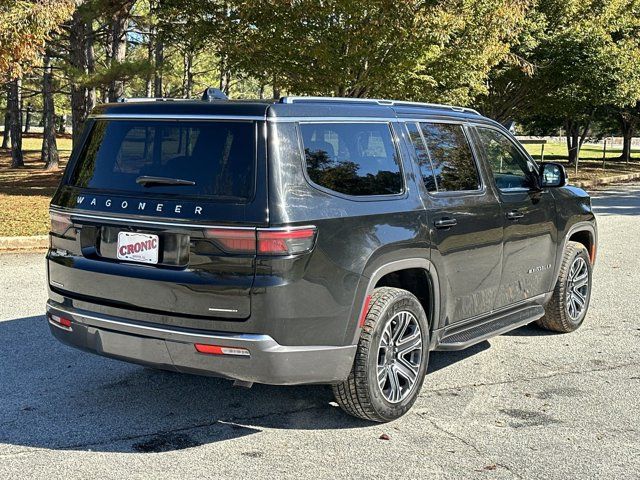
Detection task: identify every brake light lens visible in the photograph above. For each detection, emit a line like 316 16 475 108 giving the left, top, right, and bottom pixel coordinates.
50 211 74 238
257 228 317 255
204 228 256 254
204 227 317 256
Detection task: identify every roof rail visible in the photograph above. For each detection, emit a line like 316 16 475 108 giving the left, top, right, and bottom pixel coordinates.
279 96 481 115
116 97 191 103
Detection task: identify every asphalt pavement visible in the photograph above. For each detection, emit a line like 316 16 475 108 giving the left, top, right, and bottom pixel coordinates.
0 183 639 479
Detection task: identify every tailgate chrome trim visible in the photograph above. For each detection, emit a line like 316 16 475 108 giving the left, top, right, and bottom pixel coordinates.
50 207 257 230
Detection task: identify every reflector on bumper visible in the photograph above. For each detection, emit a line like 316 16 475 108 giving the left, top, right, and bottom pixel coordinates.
194 344 250 357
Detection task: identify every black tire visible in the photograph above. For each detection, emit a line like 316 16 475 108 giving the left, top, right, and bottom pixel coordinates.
537 241 592 333
332 287 430 422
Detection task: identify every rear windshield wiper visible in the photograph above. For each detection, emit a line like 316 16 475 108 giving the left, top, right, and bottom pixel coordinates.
136 176 196 187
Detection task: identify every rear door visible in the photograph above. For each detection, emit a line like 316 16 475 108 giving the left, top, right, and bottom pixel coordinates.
49 118 267 325
405 121 503 327
471 125 557 308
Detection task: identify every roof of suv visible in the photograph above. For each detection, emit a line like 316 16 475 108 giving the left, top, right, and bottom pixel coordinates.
90 96 487 123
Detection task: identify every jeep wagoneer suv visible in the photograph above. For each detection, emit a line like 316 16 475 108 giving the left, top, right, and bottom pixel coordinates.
47 94 597 422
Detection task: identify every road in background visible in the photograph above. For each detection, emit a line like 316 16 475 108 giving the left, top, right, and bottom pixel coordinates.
1 184 639 479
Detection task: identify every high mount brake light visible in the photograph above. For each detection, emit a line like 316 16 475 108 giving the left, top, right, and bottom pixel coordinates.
205 227 317 256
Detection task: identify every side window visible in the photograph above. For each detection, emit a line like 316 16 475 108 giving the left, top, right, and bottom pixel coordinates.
476 127 537 191
405 122 437 192
300 122 403 196
420 123 481 192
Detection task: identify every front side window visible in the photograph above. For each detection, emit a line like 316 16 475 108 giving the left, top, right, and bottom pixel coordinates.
476 127 537 191
69 120 255 199
300 122 403 196
419 123 481 192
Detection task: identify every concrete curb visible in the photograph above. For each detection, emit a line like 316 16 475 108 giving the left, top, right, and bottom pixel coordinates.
575 172 640 189
0 235 48 253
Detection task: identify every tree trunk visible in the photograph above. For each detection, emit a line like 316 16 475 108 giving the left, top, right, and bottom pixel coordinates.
8 78 24 168
2 109 10 149
23 105 31 133
146 27 154 97
182 50 193 98
272 75 280 99
565 116 592 168
565 120 579 166
618 113 635 163
154 36 164 97
41 56 59 170
107 5 131 102
69 10 91 148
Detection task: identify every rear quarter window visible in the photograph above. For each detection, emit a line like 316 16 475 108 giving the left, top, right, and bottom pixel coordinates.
69 120 256 200
299 122 403 197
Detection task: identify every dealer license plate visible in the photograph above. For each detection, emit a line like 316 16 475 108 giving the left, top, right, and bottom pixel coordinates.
116 232 159 265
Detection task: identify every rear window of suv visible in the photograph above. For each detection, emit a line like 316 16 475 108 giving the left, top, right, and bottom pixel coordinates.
300 122 403 196
69 120 255 200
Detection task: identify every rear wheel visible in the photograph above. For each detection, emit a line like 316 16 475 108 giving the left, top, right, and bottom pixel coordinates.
332 287 429 422
537 241 592 333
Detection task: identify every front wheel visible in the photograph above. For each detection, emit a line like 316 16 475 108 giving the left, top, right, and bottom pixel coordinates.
537 241 593 333
332 287 430 422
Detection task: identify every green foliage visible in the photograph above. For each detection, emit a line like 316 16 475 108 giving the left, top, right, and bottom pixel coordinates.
230 0 528 103
0 0 75 79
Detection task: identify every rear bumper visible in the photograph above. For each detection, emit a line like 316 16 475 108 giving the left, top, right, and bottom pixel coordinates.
46 301 356 385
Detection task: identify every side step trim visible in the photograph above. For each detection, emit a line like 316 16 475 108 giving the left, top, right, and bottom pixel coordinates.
435 305 545 351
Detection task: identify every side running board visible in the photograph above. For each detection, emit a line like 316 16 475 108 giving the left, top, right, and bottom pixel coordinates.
435 304 545 351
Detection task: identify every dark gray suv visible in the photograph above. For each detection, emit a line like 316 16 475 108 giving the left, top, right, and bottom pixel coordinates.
46 95 597 422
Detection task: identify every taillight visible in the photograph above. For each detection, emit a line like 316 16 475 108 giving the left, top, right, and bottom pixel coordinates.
50 211 74 238
257 228 317 255
204 226 317 256
204 228 256 254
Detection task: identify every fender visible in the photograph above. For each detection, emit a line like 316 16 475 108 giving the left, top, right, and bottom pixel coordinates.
551 221 598 286
345 255 441 347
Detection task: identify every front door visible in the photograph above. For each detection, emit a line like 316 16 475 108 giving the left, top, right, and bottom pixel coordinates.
472 125 558 309
405 121 504 327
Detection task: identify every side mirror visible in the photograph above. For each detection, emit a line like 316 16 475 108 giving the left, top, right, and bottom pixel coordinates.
539 162 567 188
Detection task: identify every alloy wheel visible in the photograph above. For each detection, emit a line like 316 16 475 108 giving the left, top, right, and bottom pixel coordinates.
566 256 589 321
376 311 423 403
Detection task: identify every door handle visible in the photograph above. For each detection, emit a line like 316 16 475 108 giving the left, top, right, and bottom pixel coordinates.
506 210 525 220
434 218 458 229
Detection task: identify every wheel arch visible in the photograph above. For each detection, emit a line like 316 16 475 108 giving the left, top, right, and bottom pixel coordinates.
551 222 598 289
348 257 441 346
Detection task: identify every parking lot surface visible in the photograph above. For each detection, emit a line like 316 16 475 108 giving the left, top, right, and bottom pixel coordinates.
1 183 639 479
